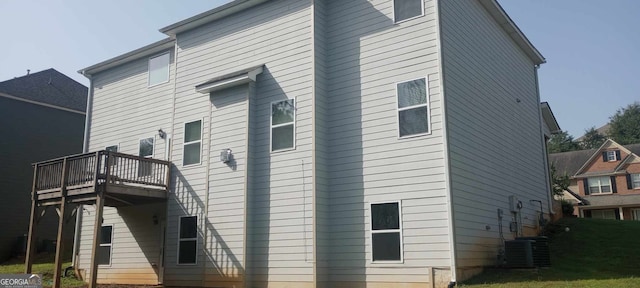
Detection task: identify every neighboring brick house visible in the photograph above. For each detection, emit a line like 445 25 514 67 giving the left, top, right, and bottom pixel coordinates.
0 69 87 261
550 139 640 220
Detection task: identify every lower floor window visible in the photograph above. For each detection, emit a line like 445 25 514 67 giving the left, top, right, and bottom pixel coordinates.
98 225 113 265
590 209 617 220
178 216 197 264
370 201 403 262
632 209 640 221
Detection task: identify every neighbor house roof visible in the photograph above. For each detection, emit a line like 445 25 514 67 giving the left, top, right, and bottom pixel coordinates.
0 68 88 113
549 142 640 176
576 124 610 142
582 194 640 208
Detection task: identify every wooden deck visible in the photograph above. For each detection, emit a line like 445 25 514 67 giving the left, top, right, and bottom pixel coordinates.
33 151 171 207
26 150 171 288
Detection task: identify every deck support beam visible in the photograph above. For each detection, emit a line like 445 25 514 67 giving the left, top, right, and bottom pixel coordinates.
89 192 104 288
53 158 70 288
25 165 39 274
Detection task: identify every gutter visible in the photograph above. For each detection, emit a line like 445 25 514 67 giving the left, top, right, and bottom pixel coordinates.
534 66 554 218
72 71 94 268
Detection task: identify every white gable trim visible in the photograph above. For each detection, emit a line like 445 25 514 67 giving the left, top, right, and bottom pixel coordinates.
574 139 631 176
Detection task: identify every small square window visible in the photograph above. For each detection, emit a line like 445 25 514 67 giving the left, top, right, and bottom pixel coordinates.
606 151 617 162
370 202 403 262
397 78 430 137
183 120 202 166
98 225 113 265
178 216 198 265
271 99 295 151
149 53 170 87
394 0 424 23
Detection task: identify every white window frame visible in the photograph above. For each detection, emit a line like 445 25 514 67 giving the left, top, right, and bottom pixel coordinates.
138 136 155 177
392 0 425 24
606 151 617 162
270 99 296 152
369 201 404 264
148 52 170 87
105 144 119 167
588 176 612 194
591 209 617 220
98 224 113 267
177 215 198 265
396 77 431 139
631 174 640 189
183 119 203 167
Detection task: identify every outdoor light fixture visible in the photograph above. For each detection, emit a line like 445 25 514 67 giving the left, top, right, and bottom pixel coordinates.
152 214 158 225
220 149 232 163
158 129 166 139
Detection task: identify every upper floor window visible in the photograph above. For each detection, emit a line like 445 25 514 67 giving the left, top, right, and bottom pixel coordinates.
138 137 154 177
588 176 612 194
370 201 403 263
98 225 113 266
148 53 170 87
603 150 620 162
394 0 424 23
631 174 640 189
397 78 429 138
183 120 202 166
271 99 295 151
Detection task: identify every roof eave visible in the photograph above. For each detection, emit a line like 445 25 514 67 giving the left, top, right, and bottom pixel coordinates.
541 102 561 134
159 0 269 37
78 38 175 77
478 0 546 65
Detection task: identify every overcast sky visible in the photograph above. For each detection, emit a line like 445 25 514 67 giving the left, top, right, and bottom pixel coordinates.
1 0 638 138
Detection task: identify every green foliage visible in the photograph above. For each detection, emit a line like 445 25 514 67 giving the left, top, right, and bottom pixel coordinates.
548 131 580 153
580 126 606 149
560 199 574 216
609 102 640 145
460 218 640 287
550 164 570 197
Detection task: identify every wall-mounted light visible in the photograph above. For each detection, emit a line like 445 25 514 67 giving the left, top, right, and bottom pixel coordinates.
220 149 233 163
152 214 158 225
158 129 166 139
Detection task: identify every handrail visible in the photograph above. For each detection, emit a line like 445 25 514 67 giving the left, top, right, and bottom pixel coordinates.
34 150 171 193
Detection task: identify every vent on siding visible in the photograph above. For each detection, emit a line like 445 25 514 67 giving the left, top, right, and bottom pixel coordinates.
505 240 535 268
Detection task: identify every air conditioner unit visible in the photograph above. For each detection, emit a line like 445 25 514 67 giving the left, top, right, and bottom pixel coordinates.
505 240 535 268
517 236 551 267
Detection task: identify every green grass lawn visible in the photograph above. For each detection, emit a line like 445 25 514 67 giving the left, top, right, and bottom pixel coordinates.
459 218 640 288
0 253 86 288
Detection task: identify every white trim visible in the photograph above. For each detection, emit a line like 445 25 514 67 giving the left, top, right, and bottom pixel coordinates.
369 201 404 264
177 215 198 265
182 119 203 167
606 150 617 162
98 224 113 267
396 76 431 139
392 0 425 24
270 98 296 152
148 52 171 87
138 136 155 158
0 92 86 115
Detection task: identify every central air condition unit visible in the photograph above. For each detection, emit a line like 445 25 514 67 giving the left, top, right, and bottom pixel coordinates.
517 236 551 267
504 240 535 268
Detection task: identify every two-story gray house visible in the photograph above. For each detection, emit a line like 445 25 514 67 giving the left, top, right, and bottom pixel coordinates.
26 0 552 287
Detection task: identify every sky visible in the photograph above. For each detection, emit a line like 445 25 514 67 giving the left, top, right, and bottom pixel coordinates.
1 0 638 138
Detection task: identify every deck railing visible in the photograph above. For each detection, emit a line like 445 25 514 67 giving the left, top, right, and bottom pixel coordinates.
34 151 171 194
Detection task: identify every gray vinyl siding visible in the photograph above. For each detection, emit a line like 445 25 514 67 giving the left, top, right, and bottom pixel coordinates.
313 0 330 285
78 48 175 283
324 0 450 284
440 0 549 268
0 97 84 261
165 0 315 285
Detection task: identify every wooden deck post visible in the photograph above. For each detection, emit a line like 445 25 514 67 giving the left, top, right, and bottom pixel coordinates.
25 164 39 274
53 158 70 288
89 191 105 288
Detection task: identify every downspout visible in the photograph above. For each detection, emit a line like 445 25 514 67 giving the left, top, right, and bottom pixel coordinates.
434 0 457 285
72 71 94 268
534 65 553 218
310 1 318 287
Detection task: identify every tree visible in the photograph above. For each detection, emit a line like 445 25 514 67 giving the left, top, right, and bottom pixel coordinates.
580 126 606 149
550 164 570 197
547 131 580 153
609 102 640 145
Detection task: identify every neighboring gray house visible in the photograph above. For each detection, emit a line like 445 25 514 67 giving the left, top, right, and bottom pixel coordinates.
0 68 86 261
29 0 552 287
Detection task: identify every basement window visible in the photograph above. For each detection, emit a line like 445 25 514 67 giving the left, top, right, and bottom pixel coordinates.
178 216 198 265
370 201 403 263
98 225 113 266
